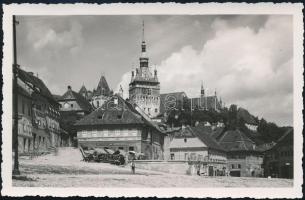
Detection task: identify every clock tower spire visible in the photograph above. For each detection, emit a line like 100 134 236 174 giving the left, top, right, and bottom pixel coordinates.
140 20 149 68
129 21 160 118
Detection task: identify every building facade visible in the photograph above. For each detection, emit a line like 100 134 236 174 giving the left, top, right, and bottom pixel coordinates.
129 22 160 118
75 95 166 160
56 85 93 146
263 128 293 179
164 125 227 176
217 129 264 177
16 68 63 153
13 81 33 153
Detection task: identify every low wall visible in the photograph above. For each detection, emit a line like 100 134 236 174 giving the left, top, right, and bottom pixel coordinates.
134 160 195 175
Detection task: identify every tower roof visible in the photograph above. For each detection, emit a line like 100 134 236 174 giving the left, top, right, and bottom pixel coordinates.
60 86 93 112
95 75 111 96
79 84 87 94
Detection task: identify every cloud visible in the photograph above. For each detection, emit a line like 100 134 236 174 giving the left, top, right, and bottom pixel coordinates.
117 15 293 126
29 20 84 56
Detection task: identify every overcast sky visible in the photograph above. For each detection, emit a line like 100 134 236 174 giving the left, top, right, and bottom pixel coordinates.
16 15 293 126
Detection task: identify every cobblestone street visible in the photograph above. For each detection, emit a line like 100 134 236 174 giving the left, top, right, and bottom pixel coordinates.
13 148 293 187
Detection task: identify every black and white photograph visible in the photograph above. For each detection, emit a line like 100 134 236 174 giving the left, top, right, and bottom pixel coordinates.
1 3 303 198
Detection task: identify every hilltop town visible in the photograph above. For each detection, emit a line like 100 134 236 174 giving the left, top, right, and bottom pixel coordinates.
13 22 293 184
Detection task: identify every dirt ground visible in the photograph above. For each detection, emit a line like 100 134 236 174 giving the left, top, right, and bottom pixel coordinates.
12 147 293 187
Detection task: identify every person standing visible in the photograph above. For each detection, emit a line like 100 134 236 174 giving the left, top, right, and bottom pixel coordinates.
197 163 201 176
131 159 135 174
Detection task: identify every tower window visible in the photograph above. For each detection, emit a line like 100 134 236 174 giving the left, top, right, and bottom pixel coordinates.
155 108 158 113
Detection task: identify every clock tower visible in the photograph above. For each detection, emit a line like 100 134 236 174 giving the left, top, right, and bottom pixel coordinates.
129 21 160 118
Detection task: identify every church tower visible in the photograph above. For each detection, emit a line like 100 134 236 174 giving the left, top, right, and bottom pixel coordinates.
200 81 207 110
129 21 160 118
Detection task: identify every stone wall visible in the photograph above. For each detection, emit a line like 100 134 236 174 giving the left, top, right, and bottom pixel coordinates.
134 160 191 175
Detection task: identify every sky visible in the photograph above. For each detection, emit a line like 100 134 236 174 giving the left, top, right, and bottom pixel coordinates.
16 15 293 126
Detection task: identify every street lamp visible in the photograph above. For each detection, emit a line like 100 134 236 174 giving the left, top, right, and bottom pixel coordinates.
13 15 20 175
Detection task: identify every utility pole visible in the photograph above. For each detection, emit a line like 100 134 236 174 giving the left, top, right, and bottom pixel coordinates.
13 15 20 175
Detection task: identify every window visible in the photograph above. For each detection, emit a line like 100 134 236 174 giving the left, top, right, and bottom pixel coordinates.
33 133 36 147
36 104 42 110
129 146 134 151
22 100 25 114
64 103 69 109
28 105 31 116
231 164 235 169
170 153 175 160
155 108 158 113
115 130 120 136
71 103 74 108
97 101 100 107
238 164 241 169
184 153 189 160
118 147 124 150
104 130 109 137
23 138 26 151
92 131 97 137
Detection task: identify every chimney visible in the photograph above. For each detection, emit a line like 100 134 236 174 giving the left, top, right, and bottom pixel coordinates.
131 71 134 78
68 85 72 90
154 69 157 77
28 72 34 76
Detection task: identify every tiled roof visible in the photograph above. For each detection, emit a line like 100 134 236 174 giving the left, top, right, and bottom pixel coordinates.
217 129 257 152
52 94 62 101
75 95 145 126
60 88 92 112
191 126 226 152
94 75 111 96
210 127 225 139
75 95 167 135
272 128 293 149
18 68 57 104
79 85 87 94
173 126 225 152
170 137 207 149
15 85 32 98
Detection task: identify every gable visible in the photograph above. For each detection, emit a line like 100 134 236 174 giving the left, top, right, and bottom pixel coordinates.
170 137 207 149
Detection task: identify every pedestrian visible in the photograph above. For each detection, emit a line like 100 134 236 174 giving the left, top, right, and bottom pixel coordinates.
131 159 135 174
197 164 201 176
